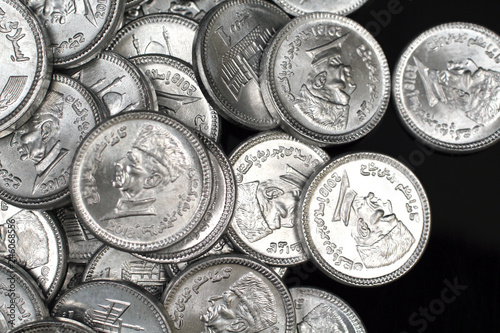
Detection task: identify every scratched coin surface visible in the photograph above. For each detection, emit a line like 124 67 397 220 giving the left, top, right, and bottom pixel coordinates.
70 111 213 252
70 50 158 117
51 280 172 332
25 0 124 68
161 255 296 332
8 317 95 333
134 134 234 263
290 287 366 332
393 23 500 153
107 13 198 64
0 0 52 138
0 74 104 209
262 13 390 146
83 245 170 300
300 152 430 286
131 54 220 141
271 0 369 16
0 201 67 302
0 258 48 331
193 0 290 130
228 131 329 266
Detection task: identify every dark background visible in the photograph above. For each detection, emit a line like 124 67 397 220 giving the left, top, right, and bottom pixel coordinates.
220 0 500 331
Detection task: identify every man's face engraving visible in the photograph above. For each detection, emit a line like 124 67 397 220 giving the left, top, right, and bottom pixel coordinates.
113 148 156 199
201 293 251 333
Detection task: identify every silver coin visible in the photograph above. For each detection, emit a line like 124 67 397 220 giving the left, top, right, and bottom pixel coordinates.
70 50 158 117
271 0 369 17
52 280 172 332
193 0 290 130
55 263 86 300
0 0 52 138
393 22 500 153
291 287 366 332
25 0 124 68
228 131 329 266
130 54 220 141
0 74 104 209
261 12 391 146
134 133 234 263
0 258 48 331
161 254 296 332
300 152 431 286
56 205 104 264
8 317 95 333
70 111 213 252
0 201 67 302
107 13 199 64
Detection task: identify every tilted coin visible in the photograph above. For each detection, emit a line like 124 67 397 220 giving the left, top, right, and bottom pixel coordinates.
70 111 213 252
261 13 390 146
52 280 172 332
56 205 104 264
0 201 67 302
228 131 329 266
300 152 431 286
70 50 158 117
290 287 366 332
393 22 500 153
55 263 86 301
8 317 95 333
0 74 104 209
271 0 369 17
25 0 125 68
161 255 296 333
131 54 220 141
83 245 170 300
0 0 52 138
0 258 48 331
134 133 234 263
107 13 199 64
193 0 290 130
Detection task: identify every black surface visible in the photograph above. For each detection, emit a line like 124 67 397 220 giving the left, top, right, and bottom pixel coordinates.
220 0 500 331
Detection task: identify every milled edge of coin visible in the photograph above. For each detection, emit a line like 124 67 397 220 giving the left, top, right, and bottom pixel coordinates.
272 0 369 16
226 130 329 266
0 74 104 209
70 111 213 252
266 12 391 145
133 133 235 263
161 254 296 333
51 279 172 332
193 0 289 130
290 286 366 332
299 152 431 286
0 0 52 138
8 317 95 332
129 54 220 141
393 22 500 153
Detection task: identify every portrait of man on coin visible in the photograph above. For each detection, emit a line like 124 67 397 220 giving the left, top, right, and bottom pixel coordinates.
331 172 415 268
294 34 357 131
200 272 277 333
10 90 69 194
297 303 349 333
101 123 188 221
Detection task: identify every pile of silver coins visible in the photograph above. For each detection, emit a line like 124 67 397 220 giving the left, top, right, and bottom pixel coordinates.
1 0 499 330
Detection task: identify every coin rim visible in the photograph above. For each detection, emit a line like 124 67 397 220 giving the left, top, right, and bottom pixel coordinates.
271 0 369 16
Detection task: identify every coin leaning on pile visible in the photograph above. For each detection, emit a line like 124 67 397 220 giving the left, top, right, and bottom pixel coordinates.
12 0 500 330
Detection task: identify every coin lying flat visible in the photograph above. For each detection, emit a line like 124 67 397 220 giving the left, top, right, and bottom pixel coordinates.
393 22 500 153
0 201 67 302
291 287 366 332
70 111 213 252
194 0 290 130
0 0 52 138
131 54 220 141
262 13 391 146
9 317 95 333
162 255 296 333
271 0 369 16
0 74 104 209
300 152 430 286
52 280 172 332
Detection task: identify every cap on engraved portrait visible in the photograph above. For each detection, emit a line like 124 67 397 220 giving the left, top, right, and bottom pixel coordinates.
306 34 350 65
35 90 64 122
297 303 349 333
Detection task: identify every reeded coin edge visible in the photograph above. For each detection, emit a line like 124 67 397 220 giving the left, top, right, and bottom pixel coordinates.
8 317 95 333
393 22 500 153
300 152 431 286
272 0 369 16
